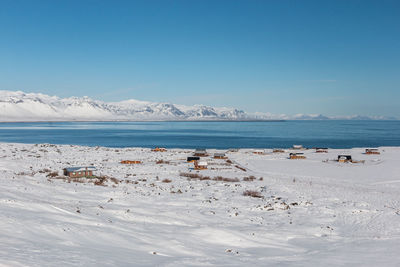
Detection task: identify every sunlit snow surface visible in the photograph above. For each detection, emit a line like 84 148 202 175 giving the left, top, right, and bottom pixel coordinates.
1 143 400 266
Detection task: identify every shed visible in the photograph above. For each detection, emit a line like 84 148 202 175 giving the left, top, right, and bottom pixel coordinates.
338 155 352 163
315 147 328 153
121 160 142 164
365 148 380 155
194 148 208 157
187 156 200 162
214 153 227 159
63 167 96 178
194 161 208 170
273 149 285 153
289 153 306 159
152 147 167 152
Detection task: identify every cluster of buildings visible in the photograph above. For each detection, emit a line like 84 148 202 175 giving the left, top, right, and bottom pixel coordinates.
187 149 228 170
62 146 381 178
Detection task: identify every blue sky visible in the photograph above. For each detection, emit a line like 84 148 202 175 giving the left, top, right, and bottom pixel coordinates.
0 0 399 117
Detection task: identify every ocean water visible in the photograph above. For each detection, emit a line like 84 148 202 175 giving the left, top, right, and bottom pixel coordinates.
0 120 399 149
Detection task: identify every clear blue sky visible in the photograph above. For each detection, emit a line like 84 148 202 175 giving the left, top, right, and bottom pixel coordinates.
0 0 399 117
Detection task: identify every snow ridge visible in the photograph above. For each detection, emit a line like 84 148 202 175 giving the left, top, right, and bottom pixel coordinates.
0 90 395 121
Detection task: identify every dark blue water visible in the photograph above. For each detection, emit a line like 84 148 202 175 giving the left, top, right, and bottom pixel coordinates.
0 121 399 149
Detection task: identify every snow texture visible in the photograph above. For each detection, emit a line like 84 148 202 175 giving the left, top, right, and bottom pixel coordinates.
1 143 400 266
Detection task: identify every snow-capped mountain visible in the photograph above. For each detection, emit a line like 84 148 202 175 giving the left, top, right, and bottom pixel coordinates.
292 114 330 120
0 90 255 121
0 90 396 121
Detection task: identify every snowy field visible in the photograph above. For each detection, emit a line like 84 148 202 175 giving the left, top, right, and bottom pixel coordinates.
1 143 400 266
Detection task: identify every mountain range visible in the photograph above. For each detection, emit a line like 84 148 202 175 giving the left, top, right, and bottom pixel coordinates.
0 90 395 121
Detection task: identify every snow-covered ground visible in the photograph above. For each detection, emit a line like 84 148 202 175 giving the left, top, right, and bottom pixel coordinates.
1 143 400 266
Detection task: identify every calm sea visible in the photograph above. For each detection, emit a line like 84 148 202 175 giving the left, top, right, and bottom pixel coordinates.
0 121 399 149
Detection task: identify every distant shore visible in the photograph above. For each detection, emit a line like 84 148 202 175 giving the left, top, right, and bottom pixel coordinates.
0 141 398 150
0 119 287 123
1 119 399 123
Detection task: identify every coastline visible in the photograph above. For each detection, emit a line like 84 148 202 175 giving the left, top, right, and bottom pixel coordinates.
1 141 400 150
1 119 399 123
0 119 287 123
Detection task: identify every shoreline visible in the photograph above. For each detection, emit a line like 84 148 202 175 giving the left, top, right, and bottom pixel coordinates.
1 141 398 150
0 119 399 123
0 119 287 123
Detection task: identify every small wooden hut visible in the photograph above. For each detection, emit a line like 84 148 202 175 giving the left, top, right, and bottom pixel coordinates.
214 153 227 159
194 149 208 157
289 153 306 159
151 147 167 152
365 148 380 155
121 160 142 164
63 167 96 178
338 155 352 163
187 156 200 162
194 161 208 170
315 147 328 153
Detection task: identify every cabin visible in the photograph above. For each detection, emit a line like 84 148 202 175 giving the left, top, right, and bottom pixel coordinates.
194 161 208 170
293 145 304 150
151 147 167 152
338 155 352 163
187 156 200 162
214 153 227 159
315 147 328 153
289 153 306 159
194 149 208 157
273 149 285 153
253 150 264 155
121 160 142 164
365 148 380 155
63 167 96 178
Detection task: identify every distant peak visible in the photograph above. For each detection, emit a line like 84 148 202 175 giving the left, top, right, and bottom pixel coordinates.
0 90 396 122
